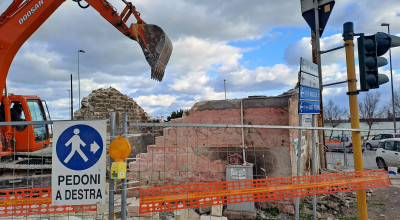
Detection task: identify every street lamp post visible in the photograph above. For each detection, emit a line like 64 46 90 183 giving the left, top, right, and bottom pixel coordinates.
70 74 73 120
67 89 71 119
78 49 86 109
381 23 396 133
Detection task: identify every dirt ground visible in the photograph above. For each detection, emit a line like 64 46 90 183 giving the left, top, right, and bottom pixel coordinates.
362 184 400 220
259 175 400 220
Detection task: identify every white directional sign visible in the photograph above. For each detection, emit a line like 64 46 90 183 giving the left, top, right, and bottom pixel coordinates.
52 120 106 206
300 57 318 76
299 72 319 89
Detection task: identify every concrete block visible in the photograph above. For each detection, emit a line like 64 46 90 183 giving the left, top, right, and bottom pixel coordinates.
130 213 159 220
175 209 200 220
211 205 223 217
200 215 228 220
199 206 211 214
223 210 256 220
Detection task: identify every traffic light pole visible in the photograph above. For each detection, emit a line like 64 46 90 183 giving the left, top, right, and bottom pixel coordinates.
343 22 368 220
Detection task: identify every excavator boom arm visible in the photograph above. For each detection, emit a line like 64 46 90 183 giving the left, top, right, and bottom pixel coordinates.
0 0 172 95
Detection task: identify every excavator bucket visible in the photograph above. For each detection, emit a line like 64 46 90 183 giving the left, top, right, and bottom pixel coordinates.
130 24 172 81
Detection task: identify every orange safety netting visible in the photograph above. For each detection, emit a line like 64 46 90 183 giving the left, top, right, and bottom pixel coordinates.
0 187 97 217
139 169 391 214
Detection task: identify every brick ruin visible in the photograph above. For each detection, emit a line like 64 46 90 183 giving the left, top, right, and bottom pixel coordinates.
77 87 318 214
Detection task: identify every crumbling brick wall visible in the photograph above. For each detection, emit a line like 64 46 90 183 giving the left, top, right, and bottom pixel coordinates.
127 91 301 193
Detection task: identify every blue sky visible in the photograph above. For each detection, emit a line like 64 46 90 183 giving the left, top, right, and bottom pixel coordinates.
1 0 400 120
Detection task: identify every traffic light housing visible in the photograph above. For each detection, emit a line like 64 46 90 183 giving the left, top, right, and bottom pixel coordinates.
357 33 389 91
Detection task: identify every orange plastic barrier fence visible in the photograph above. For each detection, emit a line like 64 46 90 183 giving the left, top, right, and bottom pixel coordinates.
325 140 341 145
0 187 97 217
139 169 391 214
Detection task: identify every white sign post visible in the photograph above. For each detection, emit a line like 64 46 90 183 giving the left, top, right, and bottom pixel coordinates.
52 120 107 206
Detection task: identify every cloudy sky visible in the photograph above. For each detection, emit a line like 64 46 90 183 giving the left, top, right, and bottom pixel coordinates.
1 0 400 120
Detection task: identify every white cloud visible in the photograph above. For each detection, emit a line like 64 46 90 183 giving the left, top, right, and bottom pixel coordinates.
135 95 177 107
170 37 242 74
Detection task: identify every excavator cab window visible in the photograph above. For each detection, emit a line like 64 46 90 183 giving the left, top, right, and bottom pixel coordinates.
10 101 27 132
27 99 49 142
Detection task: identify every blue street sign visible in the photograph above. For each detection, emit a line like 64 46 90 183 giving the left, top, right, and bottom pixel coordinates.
299 86 320 102
56 124 103 171
299 100 320 114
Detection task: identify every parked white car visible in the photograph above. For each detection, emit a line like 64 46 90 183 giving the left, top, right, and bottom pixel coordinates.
375 138 400 170
326 136 365 153
365 133 400 150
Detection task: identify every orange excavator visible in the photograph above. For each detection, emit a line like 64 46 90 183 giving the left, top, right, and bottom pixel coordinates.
0 0 172 157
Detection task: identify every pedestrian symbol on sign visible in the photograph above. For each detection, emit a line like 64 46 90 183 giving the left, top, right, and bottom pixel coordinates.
56 124 103 171
64 128 88 163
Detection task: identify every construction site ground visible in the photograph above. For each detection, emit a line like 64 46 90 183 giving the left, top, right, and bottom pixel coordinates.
256 174 400 220
1 150 398 219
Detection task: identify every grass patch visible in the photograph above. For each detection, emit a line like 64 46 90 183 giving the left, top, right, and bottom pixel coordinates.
343 217 358 220
368 202 385 209
299 213 313 220
260 207 280 216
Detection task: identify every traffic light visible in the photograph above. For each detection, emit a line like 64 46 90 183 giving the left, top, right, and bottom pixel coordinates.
357 33 388 91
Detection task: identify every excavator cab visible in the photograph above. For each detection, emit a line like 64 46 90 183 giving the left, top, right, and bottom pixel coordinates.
0 95 50 155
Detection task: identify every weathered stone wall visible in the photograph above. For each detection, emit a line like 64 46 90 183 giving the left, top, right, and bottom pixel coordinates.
74 87 162 158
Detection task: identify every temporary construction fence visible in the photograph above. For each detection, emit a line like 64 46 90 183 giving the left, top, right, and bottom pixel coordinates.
138 169 390 214
0 114 394 219
0 187 97 216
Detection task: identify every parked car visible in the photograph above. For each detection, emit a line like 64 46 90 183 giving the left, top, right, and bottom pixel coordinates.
375 138 400 170
365 133 400 150
325 136 365 153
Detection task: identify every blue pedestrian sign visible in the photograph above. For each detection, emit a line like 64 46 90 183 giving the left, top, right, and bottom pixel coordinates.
299 100 320 114
56 124 103 171
52 120 106 206
299 86 320 102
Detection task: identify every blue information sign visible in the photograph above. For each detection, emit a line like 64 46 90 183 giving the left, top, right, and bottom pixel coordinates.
299 100 320 114
299 86 320 102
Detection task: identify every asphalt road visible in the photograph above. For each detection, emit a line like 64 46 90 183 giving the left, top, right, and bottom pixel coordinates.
326 149 378 170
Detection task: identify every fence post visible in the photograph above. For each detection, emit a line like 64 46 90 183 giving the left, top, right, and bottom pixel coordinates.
109 111 116 220
121 112 128 220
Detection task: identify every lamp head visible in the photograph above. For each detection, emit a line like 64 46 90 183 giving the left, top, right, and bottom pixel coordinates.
78 49 86 53
381 23 390 27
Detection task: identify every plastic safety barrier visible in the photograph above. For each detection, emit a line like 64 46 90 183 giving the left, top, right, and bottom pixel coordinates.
0 187 96 217
139 169 391 214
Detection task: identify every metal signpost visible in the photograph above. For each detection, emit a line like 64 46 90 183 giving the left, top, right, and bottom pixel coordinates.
299 1 336 219
52 120 107 206
296 57 320 220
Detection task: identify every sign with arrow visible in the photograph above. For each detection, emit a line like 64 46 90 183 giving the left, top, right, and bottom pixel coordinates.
52 120 107 206
299 86 320 102
299 100 320 114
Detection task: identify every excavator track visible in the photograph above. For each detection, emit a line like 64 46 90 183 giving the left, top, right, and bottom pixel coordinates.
0 147 52 189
